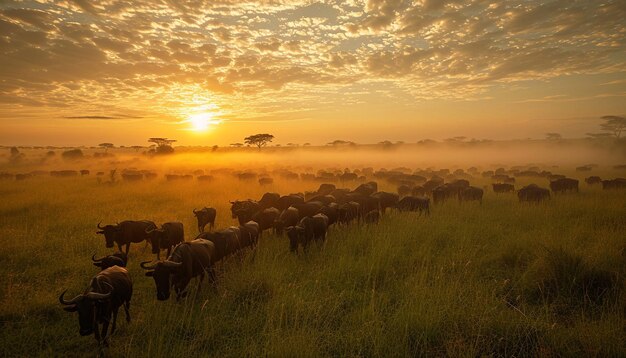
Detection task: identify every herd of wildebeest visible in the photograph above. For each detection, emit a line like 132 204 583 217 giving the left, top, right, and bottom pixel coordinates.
21 164 622 346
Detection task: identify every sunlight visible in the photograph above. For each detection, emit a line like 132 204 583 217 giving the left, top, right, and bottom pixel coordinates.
187 112 214 132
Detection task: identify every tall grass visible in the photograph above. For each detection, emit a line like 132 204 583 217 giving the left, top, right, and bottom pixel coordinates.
0 172 624 357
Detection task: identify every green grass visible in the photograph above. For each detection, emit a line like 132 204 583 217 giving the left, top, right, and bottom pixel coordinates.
0 172 624 357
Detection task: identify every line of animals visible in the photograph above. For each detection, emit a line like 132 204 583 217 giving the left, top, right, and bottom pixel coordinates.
58 174 626 346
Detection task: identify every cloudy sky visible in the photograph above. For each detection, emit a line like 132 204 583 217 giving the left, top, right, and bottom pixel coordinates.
1 0 625 146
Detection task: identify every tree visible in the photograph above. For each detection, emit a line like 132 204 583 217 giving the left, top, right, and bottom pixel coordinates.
148 138 176 155
327 139 355 146
244 134 274 150
130 145 143 152
444 136 466 143
545 133 562 141
230 143 244 148
62 148 84 160
99 143 114 152
600 115 626 138
303 143 311 147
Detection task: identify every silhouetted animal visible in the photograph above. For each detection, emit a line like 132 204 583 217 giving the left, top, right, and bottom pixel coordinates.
601 178 626 190
492 183 514 193
397 185 411 197
274 207 299 235
230 200 260 219
363 210 380 224
305 194 336 206
92 252 127 270
318 203 339 226
252 207 280 233
60 266 132 344
145 222 184 260
549 178 579 193
396 196 430 215
338 201 360 224
287 214 329 253
277 194 305 211
141 239 216 301
459 186 483 203
584 176 601 185
352 182 376 196
96 220 157 255
372 191 399 213
518 184 550 203
317 183 336 195
193 207 217 233
258 177 274 185
239 221 260 248
196 228 242 262
258 192 280 209
293 201 324 220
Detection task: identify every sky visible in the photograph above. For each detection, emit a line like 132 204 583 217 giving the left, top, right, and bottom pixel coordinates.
0 0 625 146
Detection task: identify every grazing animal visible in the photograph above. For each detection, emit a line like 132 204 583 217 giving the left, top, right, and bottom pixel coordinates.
239 221 260 248
411 186 426 197
584 176 601 185
363 210 380 224
193 207 217 233
432 184 455 204
492 183 514 193
352 182 376 196
251 207 280 233
92 252 127 270
258 177 274 185
277 194 305 211
287 214 329 253
396 196 430 215
518 184 550 203
59 266 132 344
371 192 399 213
96 220 157 255
338 201 360 224
258 192 280 209
230 200 260 219
317 183 336 195
196 228 242 262
305 194 336 206
397 185 411 197
293 201 324 220
274 207 300 235
601 178 626 190
141 239 216 301
318 203 339 226
145 222 185 260
459 186 483 203
549 178 579 193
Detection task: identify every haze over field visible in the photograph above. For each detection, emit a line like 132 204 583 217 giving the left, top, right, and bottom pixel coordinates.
1 0 625 146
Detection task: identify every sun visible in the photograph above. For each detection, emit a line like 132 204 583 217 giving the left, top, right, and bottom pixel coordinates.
187 112 212 131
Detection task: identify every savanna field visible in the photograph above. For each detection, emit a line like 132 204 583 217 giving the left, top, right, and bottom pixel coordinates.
0 150 625 358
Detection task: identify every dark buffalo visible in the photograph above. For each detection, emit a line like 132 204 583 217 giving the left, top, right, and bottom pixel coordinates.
340 172 358 182
518 184 550 203
146 222 184 260
345 193 380 215
432 184 455 204
549 178 579 193
423 177 444 191
363 210 380 224
459 186 483 203
411 186 427 197
197 228 242 262
396 196 430 215
601 178 626 190
287 214 328 253
318 203 339 226
60 266 132 344
371 191 399 213
96 220 157 255
239 221 260 248
584 176 601 185
277 194 305 211
329 188 350 203
397 185 411 197
258 192 280 209
141 239 216 300
338 201 360 224
317 183 336 195
230 200 260 219
352 182 376 196
492 183 514 193
193 207 217 233
306 194 336 206
258 177 274 185
274 207 300 235
92 252 127 270
251 207 280 233
293 201 324 220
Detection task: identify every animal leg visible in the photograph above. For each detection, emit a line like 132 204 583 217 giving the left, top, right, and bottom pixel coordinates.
124 301 131 322
111 308 118 334
100 320 110 345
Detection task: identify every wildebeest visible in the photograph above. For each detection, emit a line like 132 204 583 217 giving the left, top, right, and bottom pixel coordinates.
141 239 216 301
601 178 626 190
197 175 214 181
411 186 427 197
318 203 339 226
80 169 90 176
258 177 274 185
239 221 260 248
258 192 280 209
345 193 380 215
277 194 305 211
317 183 336 195
340 172 358 182
305 194 336 206
251 207 280 233
145 222 184 260
492 183 514 193
96 220 157 255
352 182 377 196
371 191 399 214
584 176 601 185
230 200 260 219
193 207 217 233
363 210 380 224
549 178 579 193
196 228 242 262
458 186 483 203
397 184 411 197
293 201 324 220
287 213 329 254
518 184 550 203
274 206 299 235
338 201 360 224
92 252 127 270
59 266 132 344
396 196 430 215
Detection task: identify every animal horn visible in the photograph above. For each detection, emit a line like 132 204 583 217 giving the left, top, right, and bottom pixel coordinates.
91 253 104 262
86 282 112 300
97 222 105 229
162 260 182 269
59 290 81 305
140 260 157 270
193 208 198 214
145 227 155 234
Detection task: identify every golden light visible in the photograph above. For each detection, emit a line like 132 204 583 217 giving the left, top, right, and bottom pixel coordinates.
187 112 213 132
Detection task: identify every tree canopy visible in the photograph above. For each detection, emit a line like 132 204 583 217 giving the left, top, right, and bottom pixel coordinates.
244 134 274 149
600 115 626 138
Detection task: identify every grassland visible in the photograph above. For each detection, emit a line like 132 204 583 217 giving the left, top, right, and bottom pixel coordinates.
0 166 624 357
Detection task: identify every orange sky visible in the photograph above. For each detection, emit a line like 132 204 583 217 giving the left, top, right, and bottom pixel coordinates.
0 0 625 146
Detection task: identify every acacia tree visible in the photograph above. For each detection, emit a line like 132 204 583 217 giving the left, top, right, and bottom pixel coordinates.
99 143 114 152
244 134 274 150
148 138 176 154
600 115 626 138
